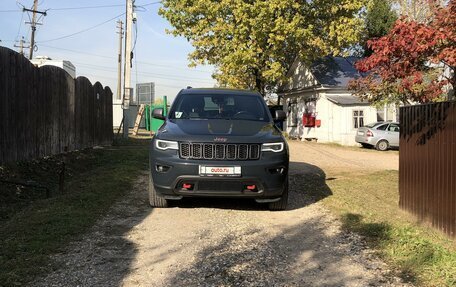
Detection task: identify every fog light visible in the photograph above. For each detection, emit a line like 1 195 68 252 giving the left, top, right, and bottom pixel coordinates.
246 185 256 190
156 165 170 173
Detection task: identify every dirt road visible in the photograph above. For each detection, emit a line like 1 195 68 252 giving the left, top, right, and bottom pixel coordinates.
34 141 405 287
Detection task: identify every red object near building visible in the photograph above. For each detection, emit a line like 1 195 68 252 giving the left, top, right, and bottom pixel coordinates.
302 113 316 127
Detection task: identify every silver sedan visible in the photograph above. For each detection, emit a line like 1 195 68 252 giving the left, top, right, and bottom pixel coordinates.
355 122 400 151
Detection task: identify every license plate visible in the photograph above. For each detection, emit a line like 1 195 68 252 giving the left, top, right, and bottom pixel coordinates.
199 166 241 177
357 131 364 135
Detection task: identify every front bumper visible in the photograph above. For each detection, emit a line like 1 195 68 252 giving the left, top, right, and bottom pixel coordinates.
150 147 288 199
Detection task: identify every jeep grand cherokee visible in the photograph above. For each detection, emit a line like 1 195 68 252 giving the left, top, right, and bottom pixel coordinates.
149 88 289 210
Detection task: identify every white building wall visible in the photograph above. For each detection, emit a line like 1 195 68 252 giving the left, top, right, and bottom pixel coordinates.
113 100 123 128
113 99 140 128
283 91 316 138
284 91 378 146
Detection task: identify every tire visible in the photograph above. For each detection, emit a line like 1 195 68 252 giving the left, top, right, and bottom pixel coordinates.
149 173 168 208
268 177 289 211
376 140 389 151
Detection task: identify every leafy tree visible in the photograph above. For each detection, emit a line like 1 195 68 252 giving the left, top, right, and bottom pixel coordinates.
349 1 455 105
159 0 367 95
363 0 397 56
392 0 447 23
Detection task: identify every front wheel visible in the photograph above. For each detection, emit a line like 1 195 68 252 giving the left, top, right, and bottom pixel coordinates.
268 178 289 211
376 140 389 151
149 173 168 208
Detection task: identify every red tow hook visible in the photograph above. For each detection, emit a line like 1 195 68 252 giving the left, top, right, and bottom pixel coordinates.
246 185 256 191
182 183 193 190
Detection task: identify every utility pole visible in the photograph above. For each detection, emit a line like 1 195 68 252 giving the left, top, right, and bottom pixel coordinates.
122 0 134 138
117 20 124 101
23 0 47 60
14 37 30 56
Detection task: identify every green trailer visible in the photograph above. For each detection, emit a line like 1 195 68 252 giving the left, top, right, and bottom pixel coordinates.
145 96 167 133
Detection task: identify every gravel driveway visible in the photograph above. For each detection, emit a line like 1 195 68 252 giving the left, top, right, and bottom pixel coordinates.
34 141 407 287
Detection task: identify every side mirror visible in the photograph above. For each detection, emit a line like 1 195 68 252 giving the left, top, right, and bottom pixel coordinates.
152 108 166 120
274 110 286 121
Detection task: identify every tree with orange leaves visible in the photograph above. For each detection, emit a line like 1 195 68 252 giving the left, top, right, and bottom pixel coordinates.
349 0 455 105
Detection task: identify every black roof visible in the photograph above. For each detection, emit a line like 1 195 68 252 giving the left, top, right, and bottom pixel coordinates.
179 88 260 96
310 56 362 88
326 95 368 105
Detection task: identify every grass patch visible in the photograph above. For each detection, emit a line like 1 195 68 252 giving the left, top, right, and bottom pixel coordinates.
286 138 399 154
319 141 398 153
0 139 150 286
319 171 456 286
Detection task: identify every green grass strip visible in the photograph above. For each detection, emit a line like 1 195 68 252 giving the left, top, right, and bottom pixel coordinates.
321 170 456 286
0 142 149 286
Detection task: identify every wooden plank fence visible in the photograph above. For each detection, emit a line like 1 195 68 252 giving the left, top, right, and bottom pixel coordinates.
399 101 456 237
0 47 112 165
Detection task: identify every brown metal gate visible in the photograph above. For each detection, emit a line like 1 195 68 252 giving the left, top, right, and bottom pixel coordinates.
399 101 456 237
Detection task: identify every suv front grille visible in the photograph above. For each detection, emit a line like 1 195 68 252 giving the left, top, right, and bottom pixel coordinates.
179 143 260 160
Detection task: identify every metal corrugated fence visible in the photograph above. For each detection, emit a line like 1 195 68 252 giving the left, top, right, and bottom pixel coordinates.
399 101 456 237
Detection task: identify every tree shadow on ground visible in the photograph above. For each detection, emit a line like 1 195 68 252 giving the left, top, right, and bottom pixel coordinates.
32 174 154 287
173 161 332 211
33 160 337 286
161 214 385 287
341 213 421 285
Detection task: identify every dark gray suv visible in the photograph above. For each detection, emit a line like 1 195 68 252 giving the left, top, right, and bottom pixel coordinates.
149 88 289 210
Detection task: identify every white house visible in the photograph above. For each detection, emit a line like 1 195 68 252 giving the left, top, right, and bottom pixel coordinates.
30 56 76 78
278 56 397 146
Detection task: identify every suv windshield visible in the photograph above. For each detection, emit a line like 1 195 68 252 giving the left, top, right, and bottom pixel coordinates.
169 94 270 122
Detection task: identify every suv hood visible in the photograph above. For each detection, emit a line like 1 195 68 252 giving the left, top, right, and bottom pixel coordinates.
157 119 283 143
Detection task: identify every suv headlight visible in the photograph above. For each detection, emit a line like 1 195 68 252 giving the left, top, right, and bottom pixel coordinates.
261 142 284 153
155 139 178 151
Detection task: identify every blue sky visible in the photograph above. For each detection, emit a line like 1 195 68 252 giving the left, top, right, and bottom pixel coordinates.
0 0 216 102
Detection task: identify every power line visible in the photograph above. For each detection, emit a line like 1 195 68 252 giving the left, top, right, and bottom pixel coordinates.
75 61 213 80
39 43 114 59
73 62 215 83
38 44 214 73
14 9 25 42
132 20 138 53
0 10 22 13
0 1 161 12
137 60 213 73
84 72 187 89
49 4 124 11
134 22 139 89
140 1 162 7
50 1 162 10
38 12 125 43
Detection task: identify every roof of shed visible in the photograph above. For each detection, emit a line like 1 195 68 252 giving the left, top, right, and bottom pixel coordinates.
326 95 368 105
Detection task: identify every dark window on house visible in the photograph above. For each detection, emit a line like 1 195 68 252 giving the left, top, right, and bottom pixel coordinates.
353 110 364 129
377 110 385 121
288 101 298 127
